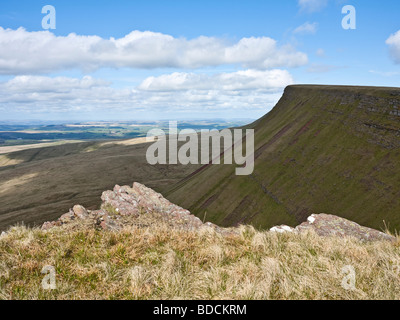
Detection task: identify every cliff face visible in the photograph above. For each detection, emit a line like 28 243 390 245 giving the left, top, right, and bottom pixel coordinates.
166 85 400 232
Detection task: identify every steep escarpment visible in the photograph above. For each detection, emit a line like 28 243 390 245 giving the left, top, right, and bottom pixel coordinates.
167 85 400 232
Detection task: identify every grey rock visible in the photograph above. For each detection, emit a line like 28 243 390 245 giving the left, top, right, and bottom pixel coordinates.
296 214 395 242
73 205 89 219
269 214 395 242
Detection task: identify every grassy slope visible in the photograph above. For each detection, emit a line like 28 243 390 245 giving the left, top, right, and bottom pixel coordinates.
0 140 201 231
167 85 400 232
1 222 400 300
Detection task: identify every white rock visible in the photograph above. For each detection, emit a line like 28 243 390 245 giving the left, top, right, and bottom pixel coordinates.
307 215 316 224
270 225 295 233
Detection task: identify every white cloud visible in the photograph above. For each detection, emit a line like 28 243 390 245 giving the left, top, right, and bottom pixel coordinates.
0 75 134 112
0 27 308 75
138 69 293 92
4 75 110 93
386 30 400 64
298 0 328 13
293 22 318 35
0 70 293 114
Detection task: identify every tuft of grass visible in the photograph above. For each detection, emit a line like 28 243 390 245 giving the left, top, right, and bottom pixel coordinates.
102 204 120 216
0 221 400 300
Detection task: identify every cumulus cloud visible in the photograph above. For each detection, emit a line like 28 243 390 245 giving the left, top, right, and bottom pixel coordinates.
298 0 328 13
293 22 318 35
4 75 110 93
0 76 134 112
0 27 308 75
138 69 293 92
0 70 293 114
386 30 400 64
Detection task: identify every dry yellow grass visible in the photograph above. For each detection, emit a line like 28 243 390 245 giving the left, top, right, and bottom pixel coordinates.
0 140 83 155
99 136 155 147
0 221 400 300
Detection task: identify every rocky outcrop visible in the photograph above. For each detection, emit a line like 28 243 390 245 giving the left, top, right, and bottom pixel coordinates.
270 214 395 242
42 182 233 235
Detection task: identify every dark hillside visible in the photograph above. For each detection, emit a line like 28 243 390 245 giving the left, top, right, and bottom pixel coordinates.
167 85 400 232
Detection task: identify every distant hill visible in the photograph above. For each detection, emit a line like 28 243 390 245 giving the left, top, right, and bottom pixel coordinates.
166 85 400 232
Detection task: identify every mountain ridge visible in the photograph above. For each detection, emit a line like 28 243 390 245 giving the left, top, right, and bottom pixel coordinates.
166 84 400 232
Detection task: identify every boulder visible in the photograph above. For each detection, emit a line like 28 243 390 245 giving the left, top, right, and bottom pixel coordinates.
295 214 395 242
59 210 75 223
72 205 89 219
41 221 60 230
270 214 395 242
270 225 295 233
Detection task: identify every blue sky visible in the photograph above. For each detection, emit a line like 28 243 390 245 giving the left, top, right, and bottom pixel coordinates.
0 0 399 121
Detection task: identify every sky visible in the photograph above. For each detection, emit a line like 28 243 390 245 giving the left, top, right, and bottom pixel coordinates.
0 0 399 122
